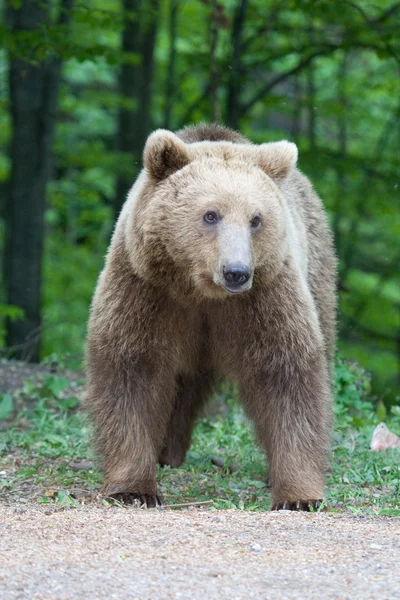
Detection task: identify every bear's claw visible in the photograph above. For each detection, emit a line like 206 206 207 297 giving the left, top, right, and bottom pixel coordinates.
109 492 164 508
272 499 323 512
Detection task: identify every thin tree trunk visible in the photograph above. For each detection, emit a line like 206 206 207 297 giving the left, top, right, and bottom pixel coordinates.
114 0 143 218
397 328 400 390
290 75 302 142
209 0 222 122
114 0 159 218
306 60 316 150
135 0 160 153
333 54 348 268
163 0 179 129
4 0 72 361
226 0 248 129
340 103 400 283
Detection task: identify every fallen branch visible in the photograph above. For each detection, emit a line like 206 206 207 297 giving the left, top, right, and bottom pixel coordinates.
164 500 214 509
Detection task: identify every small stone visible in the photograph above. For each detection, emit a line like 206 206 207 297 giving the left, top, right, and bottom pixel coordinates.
278 509 292 515
251 543 262 552
369 543 382 550
69 460 95 471
210 455 225 468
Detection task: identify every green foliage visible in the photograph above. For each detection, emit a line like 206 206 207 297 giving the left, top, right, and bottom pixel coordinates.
334 356 373 429
0 304 24 321
0 393 13 420
0 0 399 400
41 235 109 359
0 304 24 349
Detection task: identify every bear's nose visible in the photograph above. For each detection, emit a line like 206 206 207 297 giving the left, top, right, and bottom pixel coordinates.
223 264 251 287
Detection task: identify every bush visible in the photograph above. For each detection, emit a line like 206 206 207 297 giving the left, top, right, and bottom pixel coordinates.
334 355 373 429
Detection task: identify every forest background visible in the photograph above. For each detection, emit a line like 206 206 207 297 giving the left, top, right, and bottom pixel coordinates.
0 0 399 405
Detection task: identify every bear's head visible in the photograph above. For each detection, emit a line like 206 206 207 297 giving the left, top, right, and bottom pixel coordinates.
126 129 298 302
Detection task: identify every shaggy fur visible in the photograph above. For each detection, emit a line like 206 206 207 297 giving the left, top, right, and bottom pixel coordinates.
85 123 337 510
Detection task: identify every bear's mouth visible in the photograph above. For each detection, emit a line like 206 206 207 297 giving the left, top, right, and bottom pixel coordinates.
224 284 249 295
210 271 253 296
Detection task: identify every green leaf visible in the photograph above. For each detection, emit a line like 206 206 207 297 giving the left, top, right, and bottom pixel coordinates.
0 394 14 420
0 480 12 489
47 377 70 398
38 496 53 504
0 304 24 321
59 396 79 409
248 480 267 488
43 434 68 447
379 508 400 517
376 402 387 423
54 490 78 506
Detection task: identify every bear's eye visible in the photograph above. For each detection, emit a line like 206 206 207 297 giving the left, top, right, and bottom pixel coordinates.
204 211 219 225
250 215 262 230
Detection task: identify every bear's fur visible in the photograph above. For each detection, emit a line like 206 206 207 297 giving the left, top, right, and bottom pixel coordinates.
85 123 337 510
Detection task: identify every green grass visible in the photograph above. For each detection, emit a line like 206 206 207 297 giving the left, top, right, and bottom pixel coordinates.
0 359 399 514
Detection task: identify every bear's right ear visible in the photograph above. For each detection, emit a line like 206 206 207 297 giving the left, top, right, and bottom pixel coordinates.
257 141 298 183
143 129 190 181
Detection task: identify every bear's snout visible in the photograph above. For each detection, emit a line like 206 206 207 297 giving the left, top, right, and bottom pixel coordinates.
223 264 251 291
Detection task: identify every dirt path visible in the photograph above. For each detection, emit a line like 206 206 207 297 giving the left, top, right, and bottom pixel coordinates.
1 506 399 599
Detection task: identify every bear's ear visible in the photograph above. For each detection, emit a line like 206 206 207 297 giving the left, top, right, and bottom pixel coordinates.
257 141 298 182
143 129 190 181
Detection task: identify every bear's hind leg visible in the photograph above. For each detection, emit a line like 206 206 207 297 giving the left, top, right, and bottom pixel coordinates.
159 372 213 468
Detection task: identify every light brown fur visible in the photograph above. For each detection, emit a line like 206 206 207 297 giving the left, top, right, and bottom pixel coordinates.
85 123 337 510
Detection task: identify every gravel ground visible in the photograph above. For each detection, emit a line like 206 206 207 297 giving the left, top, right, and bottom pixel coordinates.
1 505 399 599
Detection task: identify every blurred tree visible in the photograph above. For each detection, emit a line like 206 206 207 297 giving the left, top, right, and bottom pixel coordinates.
226 0 248 129
4 0 73 361
163 0 179 128
114 0 159 217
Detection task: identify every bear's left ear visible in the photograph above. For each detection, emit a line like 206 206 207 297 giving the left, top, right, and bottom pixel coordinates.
257 141 298 183
144 129 190 181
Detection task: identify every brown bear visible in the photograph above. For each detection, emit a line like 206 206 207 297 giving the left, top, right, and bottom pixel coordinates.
85 123 337 511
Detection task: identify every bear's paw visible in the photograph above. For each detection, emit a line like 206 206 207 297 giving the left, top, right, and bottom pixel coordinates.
108 492 164 508
271 499 323 512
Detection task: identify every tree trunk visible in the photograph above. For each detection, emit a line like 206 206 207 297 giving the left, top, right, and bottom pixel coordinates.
333 54 348 270
4 0 72 361
209 0 222 122
114 0 160 219
226 0 248 129
114 0 143 219
290 76 302 142
163 0 179 129
135 0 160 155
306 61 316 150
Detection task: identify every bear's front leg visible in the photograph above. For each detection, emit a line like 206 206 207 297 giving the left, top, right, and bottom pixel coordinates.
241 352 332 511
85 356 177 508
